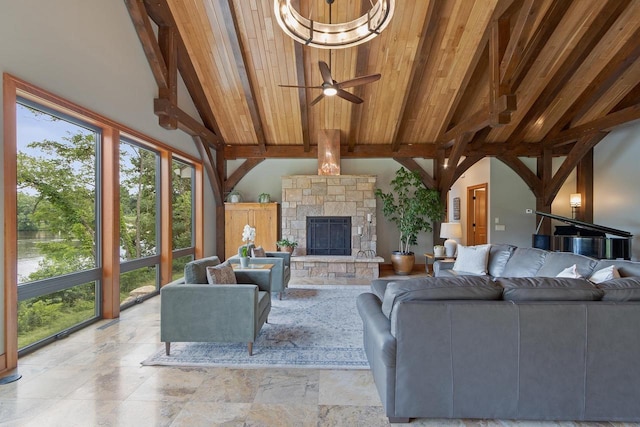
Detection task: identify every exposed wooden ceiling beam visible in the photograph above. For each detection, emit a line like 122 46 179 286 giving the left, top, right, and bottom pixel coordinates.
392 158 436 189
158 26 178 130
507 0 631 147
225 158 265 192
142 0 224 147
496 154 542 196
489 16 517 126
193 136 223 206
441 109 491 147
499 0 537 88
438 132 474 193
154 98 223 148
503 0 574 93
452 155 484 184
391 0 442 151
225 0 267 154
124 0 169 90
544 103 640 147
544 132 607 206
294 42 311 152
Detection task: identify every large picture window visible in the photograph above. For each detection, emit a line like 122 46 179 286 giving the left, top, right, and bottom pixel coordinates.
16 100 101 350
3 75 204 361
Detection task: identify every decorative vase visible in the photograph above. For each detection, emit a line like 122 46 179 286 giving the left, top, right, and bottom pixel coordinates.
390 251 414 275
434 245 445 257
240 256 249 268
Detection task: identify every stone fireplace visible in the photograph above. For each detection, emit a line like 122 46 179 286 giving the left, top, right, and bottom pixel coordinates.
281 175 383 279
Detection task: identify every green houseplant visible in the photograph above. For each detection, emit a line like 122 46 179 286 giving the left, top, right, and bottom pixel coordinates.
276 238 298 254
375 167 445 274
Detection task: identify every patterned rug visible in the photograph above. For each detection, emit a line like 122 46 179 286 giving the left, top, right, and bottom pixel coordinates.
142 285 370 369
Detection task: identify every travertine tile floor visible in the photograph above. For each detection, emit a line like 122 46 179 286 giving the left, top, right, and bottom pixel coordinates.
0 273 638 426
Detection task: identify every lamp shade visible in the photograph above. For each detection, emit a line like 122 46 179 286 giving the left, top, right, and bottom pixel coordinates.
569 193 582 208
440 222 462 239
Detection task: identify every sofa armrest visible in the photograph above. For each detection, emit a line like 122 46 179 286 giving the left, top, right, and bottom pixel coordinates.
234 269 271 293
266 251 291 266
160 283 261 342
433 260 455 276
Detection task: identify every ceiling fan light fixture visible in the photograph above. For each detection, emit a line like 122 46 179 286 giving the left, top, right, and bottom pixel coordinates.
322 86 338 96
274 0 395 49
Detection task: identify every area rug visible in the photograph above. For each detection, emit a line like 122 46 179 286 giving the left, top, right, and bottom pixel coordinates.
141 284 370 369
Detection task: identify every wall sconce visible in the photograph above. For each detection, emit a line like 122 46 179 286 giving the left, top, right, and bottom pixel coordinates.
570 193 582 219
440 222 462 257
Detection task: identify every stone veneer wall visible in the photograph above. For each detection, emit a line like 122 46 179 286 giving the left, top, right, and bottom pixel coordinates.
281 175 382 279
281 175 377 256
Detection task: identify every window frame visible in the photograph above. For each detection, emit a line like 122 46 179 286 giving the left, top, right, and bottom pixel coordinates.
3 73 204 365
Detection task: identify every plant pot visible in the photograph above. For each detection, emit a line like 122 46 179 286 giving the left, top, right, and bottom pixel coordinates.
280 246 294 254
258 194 271 203
240 256 249 268
390 251 415 275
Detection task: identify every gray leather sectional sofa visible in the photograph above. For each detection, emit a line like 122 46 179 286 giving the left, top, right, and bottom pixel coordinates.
358 246 640 423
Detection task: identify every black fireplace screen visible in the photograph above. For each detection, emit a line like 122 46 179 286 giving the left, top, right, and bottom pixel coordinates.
306 216 351 255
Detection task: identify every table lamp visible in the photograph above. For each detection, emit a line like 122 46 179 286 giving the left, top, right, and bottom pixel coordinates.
440 222 462 257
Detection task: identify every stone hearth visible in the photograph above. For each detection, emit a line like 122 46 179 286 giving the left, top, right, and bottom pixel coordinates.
281 175 383 278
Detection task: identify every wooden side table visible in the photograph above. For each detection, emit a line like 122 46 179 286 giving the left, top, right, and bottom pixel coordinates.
424 253 456 275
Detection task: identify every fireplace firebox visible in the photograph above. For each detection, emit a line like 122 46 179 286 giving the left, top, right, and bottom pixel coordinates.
306 216 351 255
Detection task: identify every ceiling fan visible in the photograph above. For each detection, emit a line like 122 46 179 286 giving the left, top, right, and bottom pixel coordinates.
279 60 381 106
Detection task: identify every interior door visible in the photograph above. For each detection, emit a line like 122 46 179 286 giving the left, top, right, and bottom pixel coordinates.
467 184 488 245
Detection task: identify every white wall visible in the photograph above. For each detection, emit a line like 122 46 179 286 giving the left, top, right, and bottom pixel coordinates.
0 1 209 356
448 157 491 245
594 121 640 261
489 158 537 248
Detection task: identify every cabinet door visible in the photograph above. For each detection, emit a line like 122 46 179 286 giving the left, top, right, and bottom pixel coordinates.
252 204 277 251
225 205 251 259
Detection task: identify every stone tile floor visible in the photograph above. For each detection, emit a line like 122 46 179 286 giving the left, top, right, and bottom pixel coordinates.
0 272 638 426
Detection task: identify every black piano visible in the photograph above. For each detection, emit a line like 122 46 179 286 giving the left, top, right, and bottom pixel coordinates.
532 211 632 260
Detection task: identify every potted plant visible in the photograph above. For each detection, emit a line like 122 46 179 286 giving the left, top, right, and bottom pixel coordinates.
276 238 298 254
375 167 445 275
258 192 271 203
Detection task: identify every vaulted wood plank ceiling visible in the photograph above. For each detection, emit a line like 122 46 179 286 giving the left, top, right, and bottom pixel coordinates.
130 0 640 161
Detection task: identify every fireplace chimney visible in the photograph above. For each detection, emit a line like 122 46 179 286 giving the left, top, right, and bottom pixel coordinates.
318 129 340 175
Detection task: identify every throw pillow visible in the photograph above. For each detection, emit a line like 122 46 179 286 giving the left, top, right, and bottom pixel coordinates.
597 277 640 301
556 264 582 278
588 265 620 284
252 246 266 257
497 277 604 301
453 244 490 275
206 263 237 285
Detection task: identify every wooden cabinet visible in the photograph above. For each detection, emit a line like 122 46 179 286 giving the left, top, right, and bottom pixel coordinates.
224 203 280 259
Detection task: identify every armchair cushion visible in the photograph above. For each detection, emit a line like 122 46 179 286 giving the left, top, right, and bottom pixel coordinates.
252 246 266 257
206 263 237 285
184 256 221 284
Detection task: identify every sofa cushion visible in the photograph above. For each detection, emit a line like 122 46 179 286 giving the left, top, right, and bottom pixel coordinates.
252 246 266 257
597 277 640 301
556 264 582 278
535 251 597 278
184 256 221 284
497 277 604 301
206 263 237 285
488 244 516 277
501 247 547 277
593 259 640 278
453 244 490 275
381 276 501 318
589 265 620 284
370 279 394 301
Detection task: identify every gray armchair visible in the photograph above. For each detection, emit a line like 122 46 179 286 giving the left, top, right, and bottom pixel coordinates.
161 257 271 356
228 244 291 299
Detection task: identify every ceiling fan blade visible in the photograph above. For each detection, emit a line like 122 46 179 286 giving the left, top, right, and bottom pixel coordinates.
278 84 321 89
310 93 326 106
336 89 363 104
337 74 381 89
318 61 334 85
